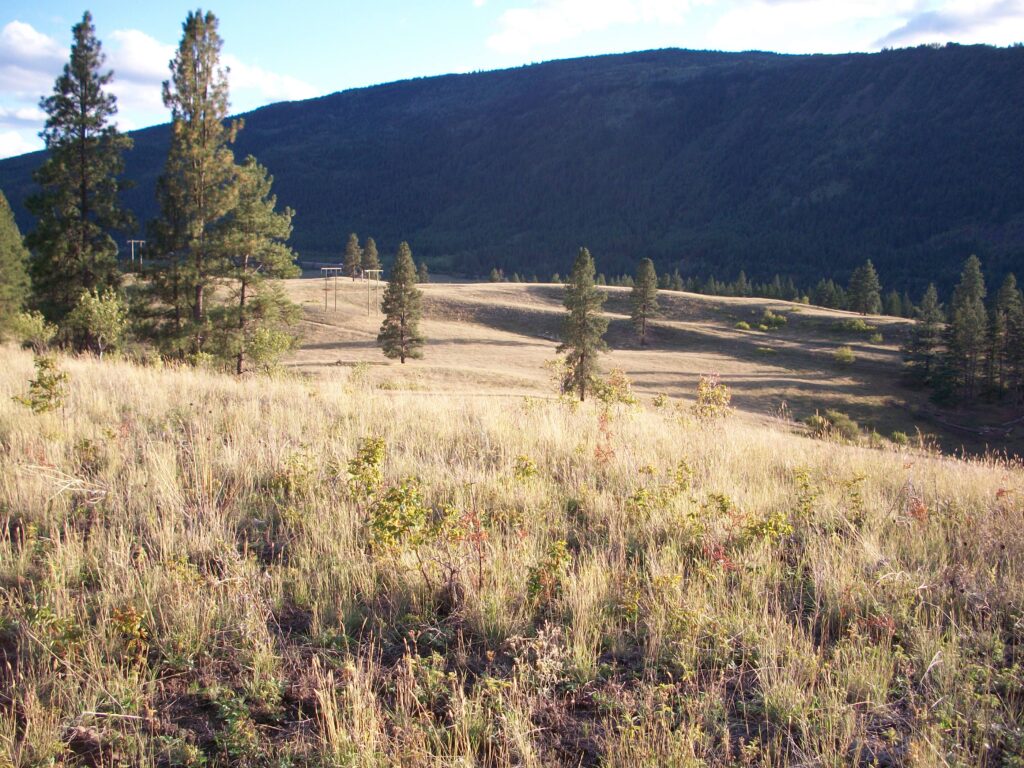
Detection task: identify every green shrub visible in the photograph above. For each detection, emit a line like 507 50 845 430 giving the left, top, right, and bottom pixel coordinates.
869 332 884 344
805 409 861 442
734 321 751 330
833 345 856 365
759 309 787 330
64 288 128 357
13 354 69 413
835 318 876 335
692 374 731 420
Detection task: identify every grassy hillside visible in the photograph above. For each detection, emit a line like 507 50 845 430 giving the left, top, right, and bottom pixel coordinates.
2 46 1024 291
1 331 1021 765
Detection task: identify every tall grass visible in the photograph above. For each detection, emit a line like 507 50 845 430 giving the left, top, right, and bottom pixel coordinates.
0 346 1021 766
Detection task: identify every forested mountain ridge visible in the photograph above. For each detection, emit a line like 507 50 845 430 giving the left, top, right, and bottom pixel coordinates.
1 44 1022 292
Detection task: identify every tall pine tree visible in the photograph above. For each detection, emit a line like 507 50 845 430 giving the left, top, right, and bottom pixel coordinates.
944 255 988 402
343 233 362 279
630 258 659 347
213 157 300 374
558 247 608 401
362 237 381 273
847 260 882 315
153 9 240 357
26 11 132 326
377 242 424 363
989 274 1023 395
901 283 943 384
0 190 30 335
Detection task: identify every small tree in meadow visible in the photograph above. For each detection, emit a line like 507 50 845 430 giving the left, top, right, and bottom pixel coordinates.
378 242 424 363
630 258 659 347
361 237 380 274
343 233 362 279
417 261 430 283
557 247 607 401
65 288 128 358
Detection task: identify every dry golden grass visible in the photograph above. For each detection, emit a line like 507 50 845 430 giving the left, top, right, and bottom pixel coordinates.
1 340 1021 766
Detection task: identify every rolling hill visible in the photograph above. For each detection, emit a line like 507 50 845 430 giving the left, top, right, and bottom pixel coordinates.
1 45 1023 293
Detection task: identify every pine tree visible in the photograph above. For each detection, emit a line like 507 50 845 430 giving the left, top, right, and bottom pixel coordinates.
417 261 430 283
153 9 241 357
735 270 750 297
902 283 943 384
558 247 608 401
377 242 424 363
214 157 300 374
630 258 659 347
945 255 988 401
988 274 1022 394
0 190 30 336
343 233 362 279
848 260 882 315
883 290 903 317
26 11 133 326
901 291 915 318
670 269 683 292
361 237 380 274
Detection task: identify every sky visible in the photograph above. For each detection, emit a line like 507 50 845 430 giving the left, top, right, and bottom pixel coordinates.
1 0 1022 158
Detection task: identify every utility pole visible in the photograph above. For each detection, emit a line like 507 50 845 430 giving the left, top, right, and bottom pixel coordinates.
127 239 146 269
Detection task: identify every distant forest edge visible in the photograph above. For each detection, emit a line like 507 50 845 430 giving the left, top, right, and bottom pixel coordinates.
1 44 1023 294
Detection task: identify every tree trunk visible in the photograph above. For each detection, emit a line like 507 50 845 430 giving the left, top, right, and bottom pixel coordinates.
236 255 249 375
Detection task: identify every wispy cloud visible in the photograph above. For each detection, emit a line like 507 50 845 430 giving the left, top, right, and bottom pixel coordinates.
487 0 699 56
0 19 319 159
875 0 1024 47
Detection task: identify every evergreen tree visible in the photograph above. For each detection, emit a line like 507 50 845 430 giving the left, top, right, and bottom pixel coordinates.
214 157 300 374
902 283 943 384
735 270 750 297
557 247 608 401
0 190 30 335
989 274 1023 394
417 261 430 283
669 269 683 291
489 267 501 282
944 255 988 401
848 260 882 315
630 258 659 347
901 290 915 318
361 237 380 273
26 11 133 325
377 242 424 363
883 290 903 317
343 233 362 279
153 10 240 357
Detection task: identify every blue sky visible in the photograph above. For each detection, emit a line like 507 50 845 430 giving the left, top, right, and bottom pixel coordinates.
2 0 1023 158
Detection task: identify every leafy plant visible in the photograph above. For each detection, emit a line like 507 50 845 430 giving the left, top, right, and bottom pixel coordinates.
14 354 69 413
693 374 731 420
833 345 856 365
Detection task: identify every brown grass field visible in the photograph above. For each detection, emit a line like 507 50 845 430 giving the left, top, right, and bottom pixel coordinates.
1 278 1022 766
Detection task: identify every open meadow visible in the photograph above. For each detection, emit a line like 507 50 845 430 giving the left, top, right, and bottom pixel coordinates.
1 302 1021 764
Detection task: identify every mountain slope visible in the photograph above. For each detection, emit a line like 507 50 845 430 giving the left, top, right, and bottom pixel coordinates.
1 45 1023 291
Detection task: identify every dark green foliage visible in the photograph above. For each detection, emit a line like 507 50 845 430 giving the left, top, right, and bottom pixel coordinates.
902 283 944 384
417 261 429 283
361 237 380 273
377 242 424 363
557 247 608 401
488 267 502 282
848 259 882 315
5 46 1022 290
883 290 903 317
0 190 29 335
150 9 241 357
988 273 1024 397
343 232 362 278
944 255 988 401
213 156 300 374
630 258 659 346
25 12 132 325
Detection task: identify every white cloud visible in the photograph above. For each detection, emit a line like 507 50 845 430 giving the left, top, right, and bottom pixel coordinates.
223 55 319 104
876 0 1024 47
0 20 64 66
0 128 40 158
487 0 699 56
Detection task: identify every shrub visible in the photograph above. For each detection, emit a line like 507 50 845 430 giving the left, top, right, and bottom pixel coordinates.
11 310 57 352
805 409 861 442
833 346 856 365
734 321 751 330
835 318 876 335
64 288 128 357
13 354 69 413
527 540 571 606
693 374 731 420
759 309 787 329
869 332 884 344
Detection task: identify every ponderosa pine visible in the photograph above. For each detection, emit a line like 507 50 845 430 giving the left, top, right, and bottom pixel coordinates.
26 11 132 326
558 247 608 401
0 190 30 335
630 258 659 347
377 242 424 363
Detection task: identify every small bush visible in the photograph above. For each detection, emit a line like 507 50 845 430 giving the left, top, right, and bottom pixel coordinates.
734 321 751 330
805 409 861 442
869 332 884 344
693 374 731 420
760 309 787 330
835 318 876 335
833 346 856 365
890 431 910 447
12 310 57 352
13 354 69 413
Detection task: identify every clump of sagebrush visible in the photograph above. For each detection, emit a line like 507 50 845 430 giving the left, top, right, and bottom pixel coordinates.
1 347 1022 767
